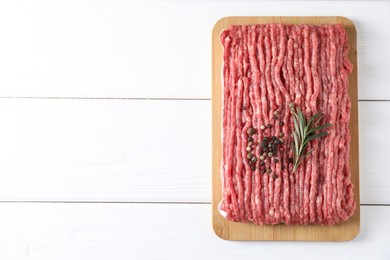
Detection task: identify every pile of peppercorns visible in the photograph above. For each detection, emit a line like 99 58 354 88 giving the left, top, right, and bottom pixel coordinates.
246 127 257 171
245 122 286 179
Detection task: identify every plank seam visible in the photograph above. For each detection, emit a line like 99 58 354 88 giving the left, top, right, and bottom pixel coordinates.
0 201 212 204
0 97 388 102
0 201 387 206
0 96 211 101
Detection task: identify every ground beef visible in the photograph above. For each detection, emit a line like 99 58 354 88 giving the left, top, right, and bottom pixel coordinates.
220 24 355 225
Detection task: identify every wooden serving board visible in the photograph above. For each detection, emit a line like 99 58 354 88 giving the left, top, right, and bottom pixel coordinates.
212 16 360 241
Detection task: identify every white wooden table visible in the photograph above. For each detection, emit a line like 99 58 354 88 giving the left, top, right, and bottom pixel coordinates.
0 1 389 259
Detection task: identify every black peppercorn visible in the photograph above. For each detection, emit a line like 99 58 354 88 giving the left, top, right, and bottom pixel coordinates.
260 140 268 148
247 127 256 136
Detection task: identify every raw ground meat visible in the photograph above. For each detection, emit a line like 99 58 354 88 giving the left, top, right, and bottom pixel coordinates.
220 24 355 225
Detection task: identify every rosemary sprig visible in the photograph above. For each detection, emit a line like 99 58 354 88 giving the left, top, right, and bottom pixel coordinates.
290 103 332 172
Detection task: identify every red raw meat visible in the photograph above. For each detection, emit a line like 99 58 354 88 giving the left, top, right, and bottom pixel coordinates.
219 24 355 225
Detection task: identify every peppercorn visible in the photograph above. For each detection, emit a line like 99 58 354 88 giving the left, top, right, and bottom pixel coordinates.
273 115 278 120
271 136 277 141
263 169 267 174
268 152 273 157
248 136 253 142
279 132 284 138
264 137 269 141
260 140 268 148
260 125 265 130
272 174 278 179
260 161 265 166
289 102 295 108
267 168 272 173
273 158 279 163
251 165 256 171
279 138 284 143
248 141 253 146
279 121 284 126
266 124 272 128
247 153 253 159
260 155 265 161
274 110 279 116
251 156 257 163
246 147 251 152
247 127 256 136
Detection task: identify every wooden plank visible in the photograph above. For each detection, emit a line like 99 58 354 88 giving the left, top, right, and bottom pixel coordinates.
359 101 390 204
0 203 388 259
0 1 389 99
0 99 211 202
212 16 359 241
0 99 387 203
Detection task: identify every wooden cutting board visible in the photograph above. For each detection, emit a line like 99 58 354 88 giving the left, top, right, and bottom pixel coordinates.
211 16 360 241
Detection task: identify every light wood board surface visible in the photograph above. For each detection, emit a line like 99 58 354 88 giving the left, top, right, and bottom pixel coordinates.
212 16 360 241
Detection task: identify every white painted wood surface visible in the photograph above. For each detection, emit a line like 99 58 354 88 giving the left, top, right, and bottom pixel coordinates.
0 99 211 202
0 99 388 204
0 0 388 259
0 0 389 99
0 204 389 260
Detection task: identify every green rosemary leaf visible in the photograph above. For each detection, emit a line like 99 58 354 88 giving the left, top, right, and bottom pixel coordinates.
292 115 300 140
303 149 314 159
306 132 328 142
306 112 323 130
297 108 306 140
308 123 333 134
292 130 299 156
